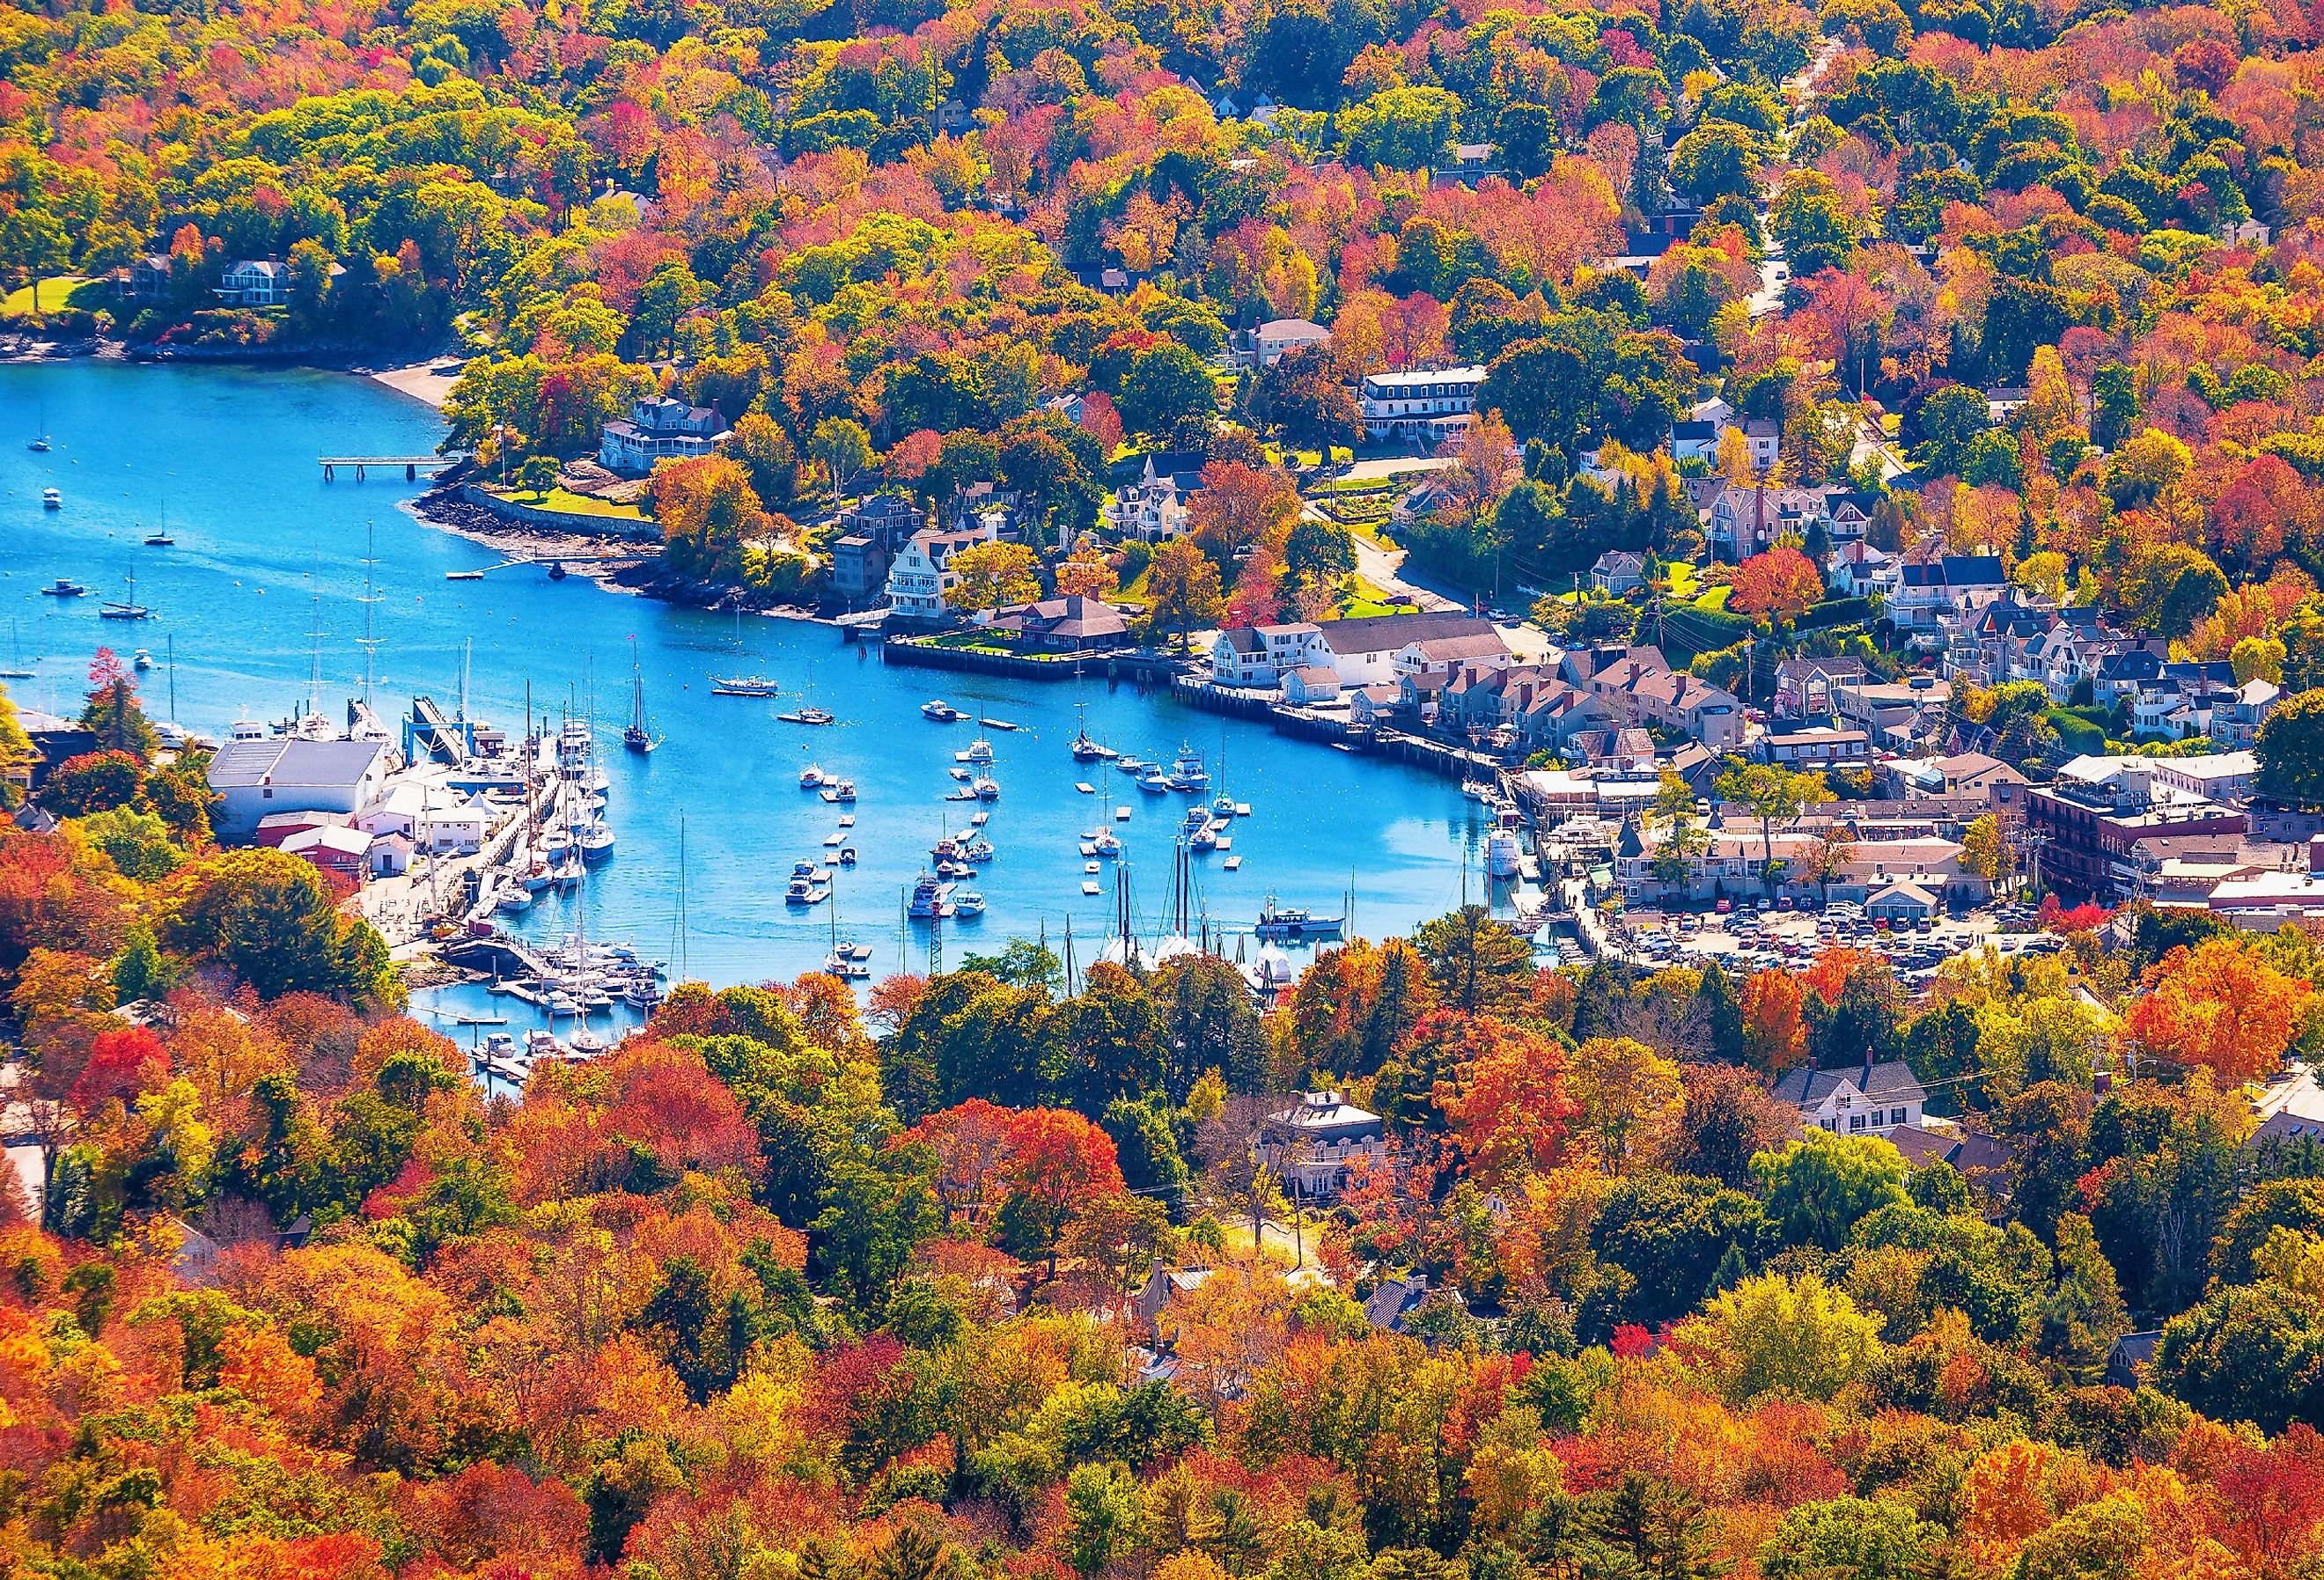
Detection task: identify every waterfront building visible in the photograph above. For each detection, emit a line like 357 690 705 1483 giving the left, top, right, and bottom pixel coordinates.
1279 665 1342 706
280 824 375 882
1358 366 1486 442
885 520 998 622
976 594 1132 651
208 738 392 843
215 259 288 307
598 395 732 474
1261 1091 1386 1201
115 254 173 303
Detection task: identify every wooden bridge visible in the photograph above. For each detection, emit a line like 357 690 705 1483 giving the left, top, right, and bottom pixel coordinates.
320 453 465 481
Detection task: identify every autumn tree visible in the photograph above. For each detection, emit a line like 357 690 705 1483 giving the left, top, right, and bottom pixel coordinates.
1728 546 1824 621
1143 540 1225 648
2121 937 2316 1083
944 542 1041 611
653 455 767 578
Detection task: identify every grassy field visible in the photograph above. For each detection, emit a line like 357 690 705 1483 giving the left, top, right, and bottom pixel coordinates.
504 486 645 520
1 276 102 318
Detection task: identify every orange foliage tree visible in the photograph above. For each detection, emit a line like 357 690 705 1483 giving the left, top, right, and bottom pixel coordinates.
2121 937 2318 1083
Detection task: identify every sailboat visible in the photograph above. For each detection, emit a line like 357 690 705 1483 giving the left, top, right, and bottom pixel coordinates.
623 653 660 753
99 569 151 621
26 406 48 452
143 501 173 547
1069 694 1114 761
0 621 33 680
778 661 835 725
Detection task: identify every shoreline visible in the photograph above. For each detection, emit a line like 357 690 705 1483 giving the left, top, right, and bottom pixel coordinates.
370 359 463 410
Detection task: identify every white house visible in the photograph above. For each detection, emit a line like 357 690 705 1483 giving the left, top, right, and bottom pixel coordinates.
208 739 392 844
1211 621 1327 687
357 780 488 856
1771 1062 1928 1138
215 259 287 307
885 521 998 621
598 395 732 474
1104 453 1207 543
1254 318 1331 365
1280 665 1342 705
1359 366 1487 442
1261 1091 1386 1201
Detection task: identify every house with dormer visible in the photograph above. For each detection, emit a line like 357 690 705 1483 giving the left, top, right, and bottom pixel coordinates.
1772 1061 1928 1139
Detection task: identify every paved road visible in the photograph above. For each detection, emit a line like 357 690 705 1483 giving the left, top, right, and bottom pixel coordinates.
1348 529 1464 612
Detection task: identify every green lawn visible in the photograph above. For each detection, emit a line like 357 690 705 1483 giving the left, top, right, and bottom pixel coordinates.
1695 585 1731 612
1 276 102 318
504 486 645 520
1664 562 1701 598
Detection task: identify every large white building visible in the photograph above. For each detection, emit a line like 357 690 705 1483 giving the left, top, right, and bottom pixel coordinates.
208 739 392 843
598 395 732 474
1209 612 1501 689
1359 365 1486 442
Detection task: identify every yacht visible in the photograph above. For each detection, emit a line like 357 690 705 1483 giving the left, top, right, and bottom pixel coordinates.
799 764 827 790
496 883 534 914
143 530 173 547
1092 830 1122 857
963 837 995 863
1485 827 1524 878
624 656 660 753
958 738 996 766
1137 766 1172 793
1189 825 1219 852
1211 792 1238 820
41 488 62 510
952 890 987 918
779 705 835 726
824 945 872 979
624 976 664 1010
1255 897 1345 941
908 873 952 920
712 675 778 696
921 700 963 721
578 821 616 863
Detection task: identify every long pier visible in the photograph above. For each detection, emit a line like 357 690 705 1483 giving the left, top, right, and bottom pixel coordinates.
320 454 464 481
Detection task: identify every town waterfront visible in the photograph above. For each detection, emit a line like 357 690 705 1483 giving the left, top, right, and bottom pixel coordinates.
4 361 1504 1021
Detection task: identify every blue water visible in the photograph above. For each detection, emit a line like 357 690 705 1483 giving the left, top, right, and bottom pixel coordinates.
2 361 1500 1029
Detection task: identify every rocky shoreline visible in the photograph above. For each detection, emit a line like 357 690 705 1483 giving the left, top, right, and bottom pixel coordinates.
406 480 829 622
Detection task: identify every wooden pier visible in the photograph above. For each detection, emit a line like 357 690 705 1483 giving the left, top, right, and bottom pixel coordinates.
320 454 464 481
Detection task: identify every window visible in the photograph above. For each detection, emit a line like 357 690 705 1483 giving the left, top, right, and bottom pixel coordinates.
1890 1107 1907 1124
1849 1114 1866 1131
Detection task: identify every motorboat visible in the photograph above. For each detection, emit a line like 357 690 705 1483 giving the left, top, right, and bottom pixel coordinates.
952 890 987 917
497 884 534 914
908 873 951 920
1137 768 1171 793
958 738 996 765
1190 825 1219 852
973 775 1000 800
1116 757 1149 775
1166 745 1210 791
1254 897 1345 941
791 860 820 880
785 874 829 905
1092 830 1122 857
1485 827 1524 878
838 847 857 865
712 676 778 696
832 780 857 803
1181 805 1212 833
922 701 963 721
132 649 153 671
824 947 872 979
578 822 616 863
38 579 85 597
778 706 836 726
799 764 827 790
963 838 996 863
1463 778 1499 802
936 857 974 879
41 488 61 510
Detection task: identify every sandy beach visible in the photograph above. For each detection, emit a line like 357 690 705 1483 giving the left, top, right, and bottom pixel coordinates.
371 358 464 409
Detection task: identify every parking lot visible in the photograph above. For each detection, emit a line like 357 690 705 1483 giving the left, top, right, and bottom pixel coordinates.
1597 897 2066 983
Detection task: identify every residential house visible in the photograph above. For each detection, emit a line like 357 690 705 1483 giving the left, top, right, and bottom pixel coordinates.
1581 658 1744 751
116 254 173 303
2106 1333 2164 1390
214 259 287 307
1773 657 1869 718
208 739 392 843
830 535 893 603
1350 683 1404 729
1254 318 1331 364
1401 630 1512 676
1592 550 1647 597
1825 491 1881 544
1135 1263 1216 1334
978 594 1131 651
1772 1061 1929 1139
598 395 732 474
1886 1123 2018 1209
1705 483 1831 561
1743 417 1780 471
1670 420 1720 462
1310 611 1496 687
1364 1271 1454 1335
1878 752 2027 813
2211 680 2282 748
1757 725 1871 769
1892 555 2007 643
1104 452 1207 542
1261 1091 1386 1201
1359 366 1487 442
884 520 998 622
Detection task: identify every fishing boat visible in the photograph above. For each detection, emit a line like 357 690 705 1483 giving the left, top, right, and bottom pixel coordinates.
712 675 778 696
921 700 963 721
1137 766 1172 794
908 872 951 920
1254 897 1344 941
799 764 827 789
1166 743 1210 791
132 649 152 671
41 488 61 510
623 654 661 753
39 578 85 598
100 570 151 621
952 890 987 918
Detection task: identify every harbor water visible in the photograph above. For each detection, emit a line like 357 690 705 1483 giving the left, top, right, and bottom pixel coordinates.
3 362 1510 1038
